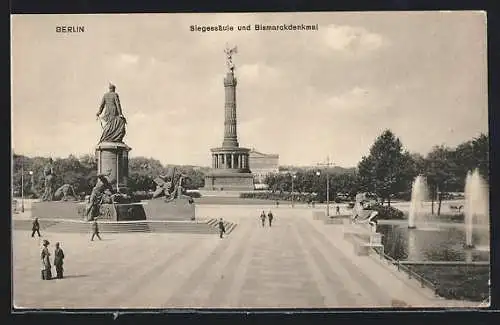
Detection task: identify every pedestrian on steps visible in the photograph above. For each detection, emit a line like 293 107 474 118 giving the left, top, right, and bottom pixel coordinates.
218 218 226 239
91 219 102 241
31 217 41 238
260 210 266 227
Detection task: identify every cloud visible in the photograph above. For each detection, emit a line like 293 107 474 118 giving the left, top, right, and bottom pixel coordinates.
11 13 487 167
326 87 372 110
119 53 139 64
322 25 386 54
237 63 282 85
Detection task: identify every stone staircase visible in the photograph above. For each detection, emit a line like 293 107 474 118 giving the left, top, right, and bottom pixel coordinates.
13 219 60 231
206 218 238 235
12 218 237 235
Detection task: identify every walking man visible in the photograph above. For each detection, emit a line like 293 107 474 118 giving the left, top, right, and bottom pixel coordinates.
41 240 52 280
267 210 274 227
336 205 340 215
91 219 102 241
53 242 65 279
218 218 226 239
31 217 41 238
260 211 266 227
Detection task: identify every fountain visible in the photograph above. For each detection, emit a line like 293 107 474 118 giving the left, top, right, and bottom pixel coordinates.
408 175 429 229
464 169 489 250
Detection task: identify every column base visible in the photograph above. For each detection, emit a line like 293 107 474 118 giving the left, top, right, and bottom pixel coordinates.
96 141 132 193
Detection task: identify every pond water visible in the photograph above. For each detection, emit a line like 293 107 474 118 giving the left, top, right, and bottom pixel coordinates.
377 224 490 302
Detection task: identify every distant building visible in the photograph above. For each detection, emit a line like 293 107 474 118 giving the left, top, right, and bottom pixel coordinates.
249 148 279 183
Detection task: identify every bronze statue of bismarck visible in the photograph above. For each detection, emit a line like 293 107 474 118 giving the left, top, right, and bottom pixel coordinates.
96 83 127 143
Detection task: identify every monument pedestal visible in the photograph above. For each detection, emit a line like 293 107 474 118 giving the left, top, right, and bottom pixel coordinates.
203 171 254 191
76 202 147 221
203 147 254 191
32 201 81 219
143 198 195 221
96 141 131 193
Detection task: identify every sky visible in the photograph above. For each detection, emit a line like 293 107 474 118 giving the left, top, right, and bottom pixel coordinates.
11 12 488 168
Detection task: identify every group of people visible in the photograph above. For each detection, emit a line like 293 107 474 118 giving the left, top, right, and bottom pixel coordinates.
259 210 274 227
40 239 65 280
32 217 102 281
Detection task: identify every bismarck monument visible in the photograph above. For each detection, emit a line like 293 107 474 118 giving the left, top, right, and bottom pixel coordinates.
94 83 131 196
32 83 146 221
203 46 254 191
82 83 146 221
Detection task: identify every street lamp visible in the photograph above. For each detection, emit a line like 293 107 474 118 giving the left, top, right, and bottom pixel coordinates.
317 156 333 218
21 169 34 213
29 170 35 195
291 173 297 208
21 162 24 213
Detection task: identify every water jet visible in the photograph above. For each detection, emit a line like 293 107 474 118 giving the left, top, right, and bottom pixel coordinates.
408 175 429 229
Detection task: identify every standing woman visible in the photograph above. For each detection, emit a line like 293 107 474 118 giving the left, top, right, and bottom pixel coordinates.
41 240 52 280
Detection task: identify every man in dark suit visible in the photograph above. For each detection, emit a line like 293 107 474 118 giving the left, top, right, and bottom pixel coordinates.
53 242 65 279
260 211 266 227
267 210 274 227
31 218 41 238
218 218 226 239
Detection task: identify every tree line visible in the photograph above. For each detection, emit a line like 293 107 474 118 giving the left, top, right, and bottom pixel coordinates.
263 130 488 212
12 129 488 212
12 154 207 198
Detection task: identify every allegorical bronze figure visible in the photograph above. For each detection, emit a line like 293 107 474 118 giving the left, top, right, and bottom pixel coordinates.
224 44 238 72
96 83 127 143
41 158 55 201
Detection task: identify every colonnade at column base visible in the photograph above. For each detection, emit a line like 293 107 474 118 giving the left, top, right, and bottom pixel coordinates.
203 172 255 191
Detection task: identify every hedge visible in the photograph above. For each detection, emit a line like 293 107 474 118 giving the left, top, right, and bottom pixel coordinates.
240 192 316 202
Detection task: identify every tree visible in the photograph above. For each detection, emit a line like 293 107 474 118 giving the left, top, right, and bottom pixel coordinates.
454 133 488 182
356 130 407 206
425 145 460 215
128 157 166 192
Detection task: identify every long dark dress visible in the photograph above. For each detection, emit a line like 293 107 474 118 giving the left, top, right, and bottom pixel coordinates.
41 247 52 280
99 116 126 143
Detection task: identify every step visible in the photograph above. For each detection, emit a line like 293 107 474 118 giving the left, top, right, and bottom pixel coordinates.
13 218 237 235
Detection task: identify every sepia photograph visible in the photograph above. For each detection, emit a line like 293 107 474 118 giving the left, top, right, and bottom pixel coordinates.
11 11 489 309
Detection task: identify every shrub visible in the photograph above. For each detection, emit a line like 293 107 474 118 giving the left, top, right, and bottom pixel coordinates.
239 192 315 202
186 191 202 198
371 204 405 220
132 191 154 201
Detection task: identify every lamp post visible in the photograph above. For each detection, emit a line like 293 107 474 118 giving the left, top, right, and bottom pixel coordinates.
29 170 35 195
317 156 334 218
21 161 24 213
21 167 34 213
291 172 297 208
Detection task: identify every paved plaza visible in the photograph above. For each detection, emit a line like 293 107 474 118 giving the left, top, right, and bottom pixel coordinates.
12 207 478 309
